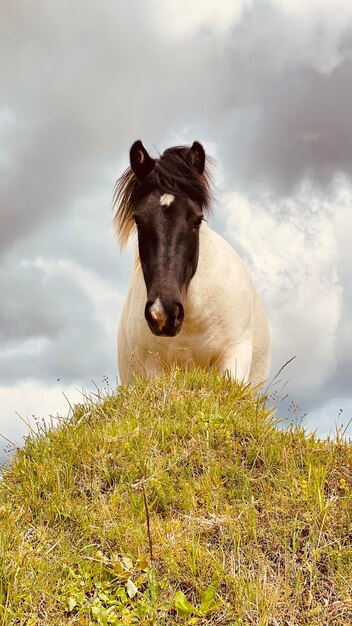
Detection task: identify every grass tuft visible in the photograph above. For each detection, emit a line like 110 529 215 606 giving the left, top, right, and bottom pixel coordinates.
0 368 351 625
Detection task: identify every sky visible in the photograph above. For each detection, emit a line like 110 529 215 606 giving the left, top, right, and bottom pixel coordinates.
1 0 352 461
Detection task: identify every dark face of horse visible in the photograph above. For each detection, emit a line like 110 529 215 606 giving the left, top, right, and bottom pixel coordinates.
129 141 207 337
133 190 203 336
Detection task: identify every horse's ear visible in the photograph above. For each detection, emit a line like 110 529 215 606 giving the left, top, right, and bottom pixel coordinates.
130 140 155 180
188 141 205 174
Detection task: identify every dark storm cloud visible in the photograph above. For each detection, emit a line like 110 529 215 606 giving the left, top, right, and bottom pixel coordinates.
0 256 118 385
238 59 352 192
0 261 65 345
209 4 352 194
0 1 161 252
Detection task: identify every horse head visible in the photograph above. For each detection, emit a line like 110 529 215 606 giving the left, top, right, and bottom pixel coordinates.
114 140 211 337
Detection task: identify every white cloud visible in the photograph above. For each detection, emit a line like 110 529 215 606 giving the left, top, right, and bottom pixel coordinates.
150 0 245 37
223 182 352 401
0 381 87 458
273 0 352 18
270 0 352 72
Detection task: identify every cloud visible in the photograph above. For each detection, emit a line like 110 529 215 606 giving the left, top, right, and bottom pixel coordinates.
0 381 92 465
303 396 352 439
0 1 160 253
0 253 122 385
206 2 352 194
149 0 244 37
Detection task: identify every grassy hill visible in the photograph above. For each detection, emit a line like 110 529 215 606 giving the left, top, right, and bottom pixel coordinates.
0 369 351 625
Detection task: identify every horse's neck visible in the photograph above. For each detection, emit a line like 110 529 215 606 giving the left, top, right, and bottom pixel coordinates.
194 222 226 279
186 222 248 308
185 224 222 315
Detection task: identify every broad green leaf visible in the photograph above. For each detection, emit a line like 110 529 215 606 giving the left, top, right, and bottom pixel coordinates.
200 598 223 615
174 590 198 617
68 596 77 611
199 571 221 614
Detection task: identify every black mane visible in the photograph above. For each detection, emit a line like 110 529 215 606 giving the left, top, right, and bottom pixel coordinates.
113 144 213 247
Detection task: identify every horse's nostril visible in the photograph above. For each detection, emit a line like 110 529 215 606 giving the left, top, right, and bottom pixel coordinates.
175 302 184 324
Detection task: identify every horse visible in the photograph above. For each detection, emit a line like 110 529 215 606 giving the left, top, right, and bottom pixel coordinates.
114 140 270 386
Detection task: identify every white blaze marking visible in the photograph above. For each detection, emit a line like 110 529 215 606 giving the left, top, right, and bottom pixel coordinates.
160 193 175 207
150 297 164 317
150 297 167 330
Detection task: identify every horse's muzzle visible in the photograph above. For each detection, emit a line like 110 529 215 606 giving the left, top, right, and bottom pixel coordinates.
145 298 184 337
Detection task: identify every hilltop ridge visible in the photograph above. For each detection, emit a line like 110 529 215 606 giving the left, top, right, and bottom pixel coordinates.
0 369 351 625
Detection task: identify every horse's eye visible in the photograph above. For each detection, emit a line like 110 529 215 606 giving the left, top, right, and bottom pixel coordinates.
193 216 203 229
133 215 141 227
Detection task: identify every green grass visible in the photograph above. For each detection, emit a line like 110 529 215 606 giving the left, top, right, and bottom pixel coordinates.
0 368 351 625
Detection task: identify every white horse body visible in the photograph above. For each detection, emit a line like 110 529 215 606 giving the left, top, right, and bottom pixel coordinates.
118 223 270 386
